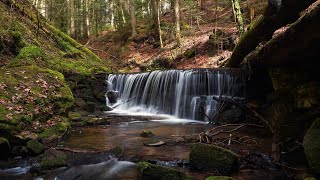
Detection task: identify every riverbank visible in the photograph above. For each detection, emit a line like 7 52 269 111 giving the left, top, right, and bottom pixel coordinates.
0 112 315 180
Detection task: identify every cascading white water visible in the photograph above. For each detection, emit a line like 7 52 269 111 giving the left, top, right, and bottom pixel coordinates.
106 69 246 121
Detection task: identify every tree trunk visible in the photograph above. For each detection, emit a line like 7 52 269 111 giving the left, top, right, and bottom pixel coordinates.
82 0 89 39
174 0 182 47
130 0 137 36
230 0 244 35
225 0 317 68
152 0 163 48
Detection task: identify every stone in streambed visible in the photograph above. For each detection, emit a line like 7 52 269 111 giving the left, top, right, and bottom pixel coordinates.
303 118 320 174
189 143 239 174
138 161 191 180
26 139 45 154
40 148 68 169
140 129 153 138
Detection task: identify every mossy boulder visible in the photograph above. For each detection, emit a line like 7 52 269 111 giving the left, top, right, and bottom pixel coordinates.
189 143 239 174
206 176 235 180
140 129 154 137
0 137 10 160
303 118 320 174
26 139 45 154
40 148 67 169
109 146 123 157
138 162 191 180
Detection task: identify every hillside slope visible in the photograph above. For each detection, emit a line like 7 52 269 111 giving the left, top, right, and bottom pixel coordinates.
0 0 110 149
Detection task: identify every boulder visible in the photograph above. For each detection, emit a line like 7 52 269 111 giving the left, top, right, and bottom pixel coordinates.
26 139 45 154
0 137 10 160
40 148 68 169
140 129 153 137
303 118 320 174
106 90 119 104
138 162 191 180
189 143 239 174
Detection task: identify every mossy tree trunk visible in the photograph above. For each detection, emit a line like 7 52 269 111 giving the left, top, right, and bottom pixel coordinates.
225 0 317 68
230 0 244 35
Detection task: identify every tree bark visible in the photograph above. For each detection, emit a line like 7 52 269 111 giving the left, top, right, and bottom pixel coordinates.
225 0 317 68
230 0 244 35
130 0 137 36
174 0 182 47
152 0 163 48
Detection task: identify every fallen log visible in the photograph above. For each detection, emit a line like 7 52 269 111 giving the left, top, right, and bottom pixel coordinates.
225 0 317 67
243 3 320 67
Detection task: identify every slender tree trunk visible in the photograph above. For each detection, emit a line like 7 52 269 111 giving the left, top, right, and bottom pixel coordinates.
69 0 75 37
156 0 163 48
231 0 244 35
130 0 137 36
174 0 182 47
82 0 89 39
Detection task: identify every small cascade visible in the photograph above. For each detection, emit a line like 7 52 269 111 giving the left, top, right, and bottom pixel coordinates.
106 69 247 121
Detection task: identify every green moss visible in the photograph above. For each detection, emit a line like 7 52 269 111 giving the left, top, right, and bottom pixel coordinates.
68 112 82 120
140 129 154 137
0 137 10 148
109 146 123 157
304 177 317 180
0 105 7 121
189 143 239 174
40 149 67 169
137 162 191 180
39 121 70 139
9 45 47 67
206 176 235 180
26 139 45 154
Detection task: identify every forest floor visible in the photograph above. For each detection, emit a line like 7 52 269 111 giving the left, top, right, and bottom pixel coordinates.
85 0 267 72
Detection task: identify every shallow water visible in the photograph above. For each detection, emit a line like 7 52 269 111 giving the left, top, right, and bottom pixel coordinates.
63 117 208 161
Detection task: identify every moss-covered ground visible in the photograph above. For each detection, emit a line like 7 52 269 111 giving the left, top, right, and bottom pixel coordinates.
0 0 111 148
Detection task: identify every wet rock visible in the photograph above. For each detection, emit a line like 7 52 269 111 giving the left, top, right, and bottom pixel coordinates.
26 140 45 154
106 90 119 104
140 129 153 137
189 143 239 174
109 146 123 157
41 148 68 169
11 146 29 156
0 137 10 160
303 118 320 174
137 161 191 180
143 139 165 147
206 176 235 180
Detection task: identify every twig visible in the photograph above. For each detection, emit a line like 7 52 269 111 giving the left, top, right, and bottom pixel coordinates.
55 147 106 153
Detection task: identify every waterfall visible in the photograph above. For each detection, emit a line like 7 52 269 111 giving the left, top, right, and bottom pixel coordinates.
106 69 246 121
